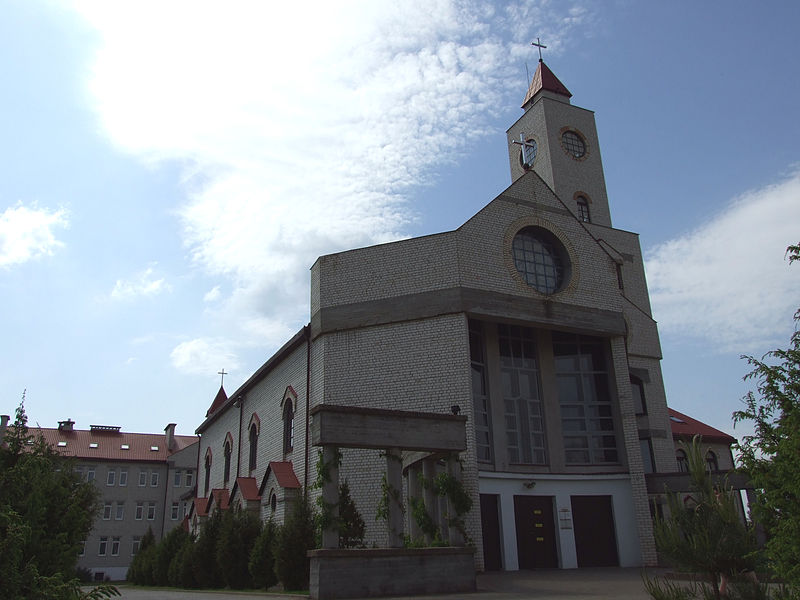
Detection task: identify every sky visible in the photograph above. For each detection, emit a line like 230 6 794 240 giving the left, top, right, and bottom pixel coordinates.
2 1 798 444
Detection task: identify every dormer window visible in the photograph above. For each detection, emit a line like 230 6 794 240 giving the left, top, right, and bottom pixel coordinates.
89 442 99 449
57 441 67 447
121 444 130 450
150 446 159 451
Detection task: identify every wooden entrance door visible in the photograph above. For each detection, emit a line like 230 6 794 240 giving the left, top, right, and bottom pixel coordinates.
514 495 558 569
480 494 502 571
570 495 619 567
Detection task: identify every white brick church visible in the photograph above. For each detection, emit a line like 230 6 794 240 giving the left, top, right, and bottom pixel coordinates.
191 59 715 572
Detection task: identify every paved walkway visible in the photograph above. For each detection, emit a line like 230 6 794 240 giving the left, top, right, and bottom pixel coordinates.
109 568 655 599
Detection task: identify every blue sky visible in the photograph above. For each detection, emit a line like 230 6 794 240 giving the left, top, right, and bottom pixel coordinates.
2 1 798 442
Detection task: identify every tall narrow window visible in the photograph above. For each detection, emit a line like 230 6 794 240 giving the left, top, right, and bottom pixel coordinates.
132 536 141 555
174 470 182 487
204 453 212 496
186 470 194 488
249 423 258 472
499 324 546 464
706 450 719 472
119 469 128 486
576 196 591 222
631 376 647 415
98 537 107 556
676 449 689 473
111 537 120 556
469 320 493 462
283 401 294 454
639 439 655 474
554 332 618 464
106 470 115 486
223 440 232 484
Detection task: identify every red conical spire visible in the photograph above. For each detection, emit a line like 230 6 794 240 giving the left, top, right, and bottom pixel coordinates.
205 386 228 417
522 60 572 109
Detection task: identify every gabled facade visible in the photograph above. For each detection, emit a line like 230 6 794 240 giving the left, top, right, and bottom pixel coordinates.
24 420 198 581
190 60 726 572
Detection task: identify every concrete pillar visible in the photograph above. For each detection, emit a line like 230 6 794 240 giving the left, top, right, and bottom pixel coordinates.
422 457 440 544
385 447 404 547
407 462 422 541
446 454 464 546
321 445 340 549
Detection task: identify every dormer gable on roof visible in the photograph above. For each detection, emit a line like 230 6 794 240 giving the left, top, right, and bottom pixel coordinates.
206 386 228 417
258 461 301 496
206 488 230 513
522 60 572 110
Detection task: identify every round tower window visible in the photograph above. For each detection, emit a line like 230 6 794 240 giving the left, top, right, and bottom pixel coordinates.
512 227 569 294
561 130 586 158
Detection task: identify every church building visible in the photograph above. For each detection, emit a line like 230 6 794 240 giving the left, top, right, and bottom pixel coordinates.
193 59 681 571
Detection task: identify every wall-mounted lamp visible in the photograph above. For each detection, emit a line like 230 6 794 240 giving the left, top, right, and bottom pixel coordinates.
524 480 536 489
450 405 461 415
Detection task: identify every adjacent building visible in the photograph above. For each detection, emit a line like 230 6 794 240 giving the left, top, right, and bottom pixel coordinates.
32 420 198 581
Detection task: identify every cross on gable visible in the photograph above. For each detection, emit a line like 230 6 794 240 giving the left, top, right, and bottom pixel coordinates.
512 134 537 167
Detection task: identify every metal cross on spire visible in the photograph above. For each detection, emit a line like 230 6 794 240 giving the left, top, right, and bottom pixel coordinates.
531 37 547 62
218 369 227 387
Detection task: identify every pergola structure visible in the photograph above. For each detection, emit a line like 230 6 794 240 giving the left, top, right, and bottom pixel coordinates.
308 404 475 600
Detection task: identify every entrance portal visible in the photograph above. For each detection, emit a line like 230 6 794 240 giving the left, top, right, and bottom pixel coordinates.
513 495 558 569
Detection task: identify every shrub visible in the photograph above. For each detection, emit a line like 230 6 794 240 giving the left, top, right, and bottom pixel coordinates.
216 507 262 589
273 494 316 591
249 518 278 590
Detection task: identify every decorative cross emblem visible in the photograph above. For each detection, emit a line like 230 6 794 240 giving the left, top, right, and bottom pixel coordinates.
218 369 227 387
531 37 547 61
512 134 537 167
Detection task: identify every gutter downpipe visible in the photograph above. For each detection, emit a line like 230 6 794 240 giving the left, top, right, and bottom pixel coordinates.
236 394 243 481
304 324 311 489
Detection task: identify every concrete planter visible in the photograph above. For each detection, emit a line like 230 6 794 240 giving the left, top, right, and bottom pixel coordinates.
308 547 476 599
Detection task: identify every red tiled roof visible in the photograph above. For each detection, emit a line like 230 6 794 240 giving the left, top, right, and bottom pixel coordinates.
265 461 301 490
208 488 230 511
194 496 210 517
522 60 572 108
206 386 229 417
668 408 736 444
234 477 261 501
32 427 197 462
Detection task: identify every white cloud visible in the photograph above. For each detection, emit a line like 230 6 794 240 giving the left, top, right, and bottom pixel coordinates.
0 203 68 268
203 286 221 303
110 266 170 300
72 0 592 348
170 337 240 376
646 169 800 353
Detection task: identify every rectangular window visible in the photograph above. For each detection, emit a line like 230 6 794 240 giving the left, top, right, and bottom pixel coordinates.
87 468 95 482
174 470 182 487
553 332 618 465
185 470 194 488
631 377 647 415
151 472 159 487
111 537 120 556
139 470 147 486
640 439 655 474
106 469 115 486
79 540 85 556
98 537 107 556
499 324 546 464
469 320 493 462
182 501 188 517
115 502 124 520
171 502 179 520
132 536 141 556
147 502 156 520
102 503 112 520
119 469 128 486
135 502 143 520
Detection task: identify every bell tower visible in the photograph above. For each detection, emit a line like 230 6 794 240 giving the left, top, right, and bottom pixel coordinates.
506 59 612 227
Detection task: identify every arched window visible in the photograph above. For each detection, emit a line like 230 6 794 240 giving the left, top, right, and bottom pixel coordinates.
706 450 719 472
204 452 212 496
283 400 294 454
223 440 231 484
269 490 277 515
676 449 688 473
630 376 647 415
248 423 258 472
576 196 591 222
